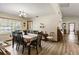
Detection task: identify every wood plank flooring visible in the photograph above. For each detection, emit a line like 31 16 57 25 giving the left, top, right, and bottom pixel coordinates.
5 33 79 55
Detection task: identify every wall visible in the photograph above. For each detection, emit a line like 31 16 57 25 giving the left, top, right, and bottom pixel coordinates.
0 12 28 31
63 17 79 34
51 4 63 30
32 4 62 41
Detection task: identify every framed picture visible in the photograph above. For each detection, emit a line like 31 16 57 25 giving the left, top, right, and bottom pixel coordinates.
40 23 45 28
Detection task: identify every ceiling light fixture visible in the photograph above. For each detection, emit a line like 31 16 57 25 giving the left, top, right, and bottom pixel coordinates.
19 11 29 18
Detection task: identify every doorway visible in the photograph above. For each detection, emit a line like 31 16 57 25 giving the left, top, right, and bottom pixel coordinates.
27 21 33 30
68 23 77 43
69 23 75 34
62 23 66 34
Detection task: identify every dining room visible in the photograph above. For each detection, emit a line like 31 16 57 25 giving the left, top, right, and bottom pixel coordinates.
0 3 63 55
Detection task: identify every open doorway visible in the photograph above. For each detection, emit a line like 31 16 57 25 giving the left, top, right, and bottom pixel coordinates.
62 23 66 34
69 23 75 34
68 23 77 43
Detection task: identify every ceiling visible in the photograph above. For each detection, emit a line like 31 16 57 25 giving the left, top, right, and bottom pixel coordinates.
59 3 79 17
1 3 79 18
0 3 54 18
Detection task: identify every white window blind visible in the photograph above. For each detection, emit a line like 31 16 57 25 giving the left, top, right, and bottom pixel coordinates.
0 18 21 34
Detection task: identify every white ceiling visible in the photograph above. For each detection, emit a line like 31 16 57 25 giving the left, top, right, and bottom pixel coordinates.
0 3 54 18
1 3 79 18
60 3 79 17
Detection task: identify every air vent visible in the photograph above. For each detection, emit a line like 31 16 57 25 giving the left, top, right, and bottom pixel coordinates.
59 3 70 7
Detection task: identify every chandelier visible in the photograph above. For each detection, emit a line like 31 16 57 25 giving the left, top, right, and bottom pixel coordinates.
19 11 29 18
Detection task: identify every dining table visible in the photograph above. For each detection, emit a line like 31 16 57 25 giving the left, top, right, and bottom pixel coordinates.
23 33 38 55
23 33 37 42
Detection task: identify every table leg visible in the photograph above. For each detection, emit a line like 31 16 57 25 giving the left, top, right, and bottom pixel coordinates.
28 45 31 55
12 39 14 48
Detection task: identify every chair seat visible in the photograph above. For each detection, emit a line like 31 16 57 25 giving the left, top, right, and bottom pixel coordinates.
27 43 31 46
47 36 54 41
47 36 53 39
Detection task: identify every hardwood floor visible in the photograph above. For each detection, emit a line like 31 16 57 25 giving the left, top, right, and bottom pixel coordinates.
4 33 79 55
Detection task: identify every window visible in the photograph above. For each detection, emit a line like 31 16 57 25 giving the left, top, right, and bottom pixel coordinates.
0 18 21 34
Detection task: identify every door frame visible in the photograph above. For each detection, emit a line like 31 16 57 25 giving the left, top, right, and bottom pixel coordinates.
27 21 33 30
68 23 75 34
62 23 66 34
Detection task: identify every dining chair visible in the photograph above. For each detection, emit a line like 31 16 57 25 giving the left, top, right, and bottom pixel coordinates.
27 30 30 33
33 30 38 34
28 32 42 55
37 32 42 49
50 32 54 36
47 32 54 41
12 31 22 48
29 37 38 54
12 31 17 48
43 33 48 41
23 30 27 35
15 32 27 54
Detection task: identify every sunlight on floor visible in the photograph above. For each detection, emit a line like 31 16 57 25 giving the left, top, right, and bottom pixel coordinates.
68 32 77 43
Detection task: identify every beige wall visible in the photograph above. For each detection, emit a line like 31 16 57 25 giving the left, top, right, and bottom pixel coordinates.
32 4 62 41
